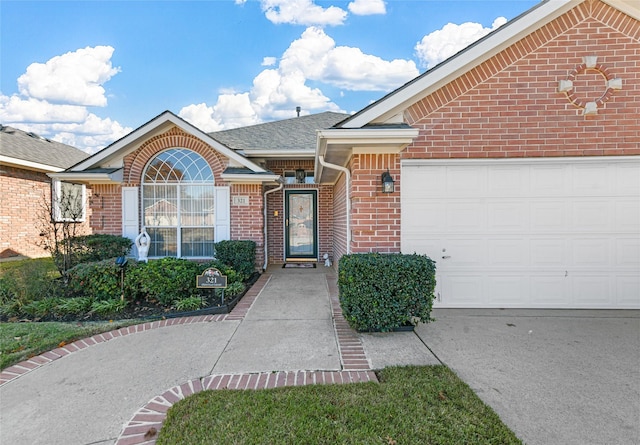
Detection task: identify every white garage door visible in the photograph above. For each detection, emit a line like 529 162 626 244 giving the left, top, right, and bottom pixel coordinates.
401 157 640 309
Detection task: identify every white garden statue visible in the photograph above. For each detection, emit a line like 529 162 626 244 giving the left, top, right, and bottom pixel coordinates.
135 229 150 263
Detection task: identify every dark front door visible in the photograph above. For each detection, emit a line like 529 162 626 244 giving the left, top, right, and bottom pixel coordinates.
285 190 317 260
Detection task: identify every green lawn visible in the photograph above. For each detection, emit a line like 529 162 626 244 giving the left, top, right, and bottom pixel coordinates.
0 320 135 370
158 366 522 445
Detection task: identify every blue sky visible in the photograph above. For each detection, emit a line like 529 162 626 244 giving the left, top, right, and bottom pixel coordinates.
1 0 538 152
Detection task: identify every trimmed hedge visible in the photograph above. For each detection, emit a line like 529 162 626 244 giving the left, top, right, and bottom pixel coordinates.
338 253 436 332
214 240 256 279
55 234 132 272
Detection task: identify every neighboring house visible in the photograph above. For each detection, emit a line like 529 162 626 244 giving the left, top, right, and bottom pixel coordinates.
52 0 639 308
0 125 90 259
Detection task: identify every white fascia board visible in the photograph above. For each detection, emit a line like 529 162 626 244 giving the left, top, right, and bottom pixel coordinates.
220 173 281 184
0 155 64 173
48 169 124 184
70 111 266 173
341 0 575 128
402 156 640 167
604 0 640 19
316 128 419 145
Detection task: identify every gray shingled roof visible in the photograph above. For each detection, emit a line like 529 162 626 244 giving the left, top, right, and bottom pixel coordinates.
0 125 89 170
209 112 350 153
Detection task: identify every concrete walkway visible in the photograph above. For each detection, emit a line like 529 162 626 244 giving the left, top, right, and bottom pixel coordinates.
0 266 435 445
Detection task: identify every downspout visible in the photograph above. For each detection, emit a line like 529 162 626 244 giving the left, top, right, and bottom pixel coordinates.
318 155 351 255
263 180 284 270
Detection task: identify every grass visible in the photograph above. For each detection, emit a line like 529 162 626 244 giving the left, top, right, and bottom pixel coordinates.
158 366 522 445
0 320 136 370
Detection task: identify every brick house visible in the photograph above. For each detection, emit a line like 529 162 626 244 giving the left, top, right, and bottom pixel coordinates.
0 126 90 259
52 0 639 308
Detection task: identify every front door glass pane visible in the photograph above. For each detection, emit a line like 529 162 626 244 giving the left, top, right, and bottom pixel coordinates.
288 193 314 256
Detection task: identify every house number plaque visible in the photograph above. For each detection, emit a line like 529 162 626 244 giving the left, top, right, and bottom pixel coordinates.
196 268 228 289
232 195 250 206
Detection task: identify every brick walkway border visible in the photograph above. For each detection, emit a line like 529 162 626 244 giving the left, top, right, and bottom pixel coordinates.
1 272 375 445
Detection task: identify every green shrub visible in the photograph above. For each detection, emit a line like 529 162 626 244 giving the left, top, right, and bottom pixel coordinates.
214 240 256 279
173 296 205 312
338 253 436 332
127 258 200 306
65 258 128 300
56 297 94 316
0 259 61 313
225 281 245 298
91 298 127 317
21 297 62 318
55 234 132 271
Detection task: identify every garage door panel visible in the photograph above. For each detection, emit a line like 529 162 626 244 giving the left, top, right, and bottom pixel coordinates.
488 167 529 196
615 163 640 194
530 238 567 267
615 275 640 307
530 201 567 232
571 238 610 267
447 167 486 196
615 199 639 230
402 158 640 309
488 239 528 266
531 275 570 306
487 275 529 306
616 238 640 267
443 275 485 306
487 201 528 231
530 165 567 195
572 275 611 307
572 165 609 195
571 200 611 230
446 202 485 230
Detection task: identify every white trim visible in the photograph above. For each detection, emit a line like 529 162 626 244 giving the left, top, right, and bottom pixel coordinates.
52 180 86 222
220 173 281 183
48 170 123 184
401 156 640 167
122 187 140 254
0 155 64 173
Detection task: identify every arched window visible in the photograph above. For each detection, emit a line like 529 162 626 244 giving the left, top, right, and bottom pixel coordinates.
142 148 216 257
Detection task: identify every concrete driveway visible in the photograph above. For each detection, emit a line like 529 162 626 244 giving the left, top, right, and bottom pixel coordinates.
415 309 640 445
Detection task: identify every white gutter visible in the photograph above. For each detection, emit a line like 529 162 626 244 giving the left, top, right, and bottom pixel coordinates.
263 180 284 270
318 155 351 255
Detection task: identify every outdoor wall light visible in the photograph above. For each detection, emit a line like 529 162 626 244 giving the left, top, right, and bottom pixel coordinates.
381 170 395 193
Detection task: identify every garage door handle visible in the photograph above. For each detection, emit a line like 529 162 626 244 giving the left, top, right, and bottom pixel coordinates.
442 255 451 259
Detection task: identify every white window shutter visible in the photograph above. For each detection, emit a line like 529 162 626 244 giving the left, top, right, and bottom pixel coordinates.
122 187 139 255
215 186 230 241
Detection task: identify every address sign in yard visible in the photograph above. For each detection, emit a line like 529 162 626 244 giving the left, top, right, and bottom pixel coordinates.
196 268 228 289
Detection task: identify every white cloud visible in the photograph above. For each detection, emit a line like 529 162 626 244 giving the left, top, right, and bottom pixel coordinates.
262 56 277 66
260 0 347 26
281 27 417 91
0 95 89 123
180 26 417 131
17 46 120 107
348 0 385 15
415 17 508 69
1 46 130 153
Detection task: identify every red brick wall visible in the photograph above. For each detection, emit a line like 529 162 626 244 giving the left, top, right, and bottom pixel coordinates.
349 154 401 254
404 0 640 159
89 184 122 235
264 159 333 264
1 165 91 259
231 183 265 268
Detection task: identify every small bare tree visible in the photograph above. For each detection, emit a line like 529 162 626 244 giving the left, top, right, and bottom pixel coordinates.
36 181 86 276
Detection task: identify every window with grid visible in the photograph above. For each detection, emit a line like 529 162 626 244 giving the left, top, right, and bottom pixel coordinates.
142 148 215 258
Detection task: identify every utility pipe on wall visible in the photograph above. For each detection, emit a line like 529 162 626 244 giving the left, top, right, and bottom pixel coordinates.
318 155 351 255
263 181 284 270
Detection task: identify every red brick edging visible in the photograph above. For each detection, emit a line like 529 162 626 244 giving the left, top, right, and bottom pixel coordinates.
116 369 378 445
